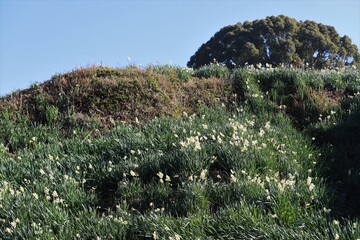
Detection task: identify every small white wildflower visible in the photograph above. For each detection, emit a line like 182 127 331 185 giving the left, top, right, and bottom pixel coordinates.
258 128 265 137
202 124 208 130
9 188 15 196
200 170 207 181
265 176 270 183
49 173 54 180
307 177 312 186
130 170 138 177
335 233 339 240
230 174 237 183
333 220 339 225
309 183 315 191
15 190 22 196
52 191 58 198
153 231 158 240
10 220 17 228
39 169 45 175
194 141 201 151
157 172 164 179
323 207 331 213
32 193 39 199
165 175 171 182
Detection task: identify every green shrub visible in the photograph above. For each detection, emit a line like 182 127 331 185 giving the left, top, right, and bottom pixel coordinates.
194 62 230 79
148 65 194 82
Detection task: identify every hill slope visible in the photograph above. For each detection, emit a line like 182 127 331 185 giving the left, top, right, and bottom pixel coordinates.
0 64 359 239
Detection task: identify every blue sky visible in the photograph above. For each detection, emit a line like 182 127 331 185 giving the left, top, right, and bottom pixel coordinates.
1 0 359 96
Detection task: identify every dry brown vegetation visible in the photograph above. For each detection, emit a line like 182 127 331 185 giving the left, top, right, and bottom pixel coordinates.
0 66 233 128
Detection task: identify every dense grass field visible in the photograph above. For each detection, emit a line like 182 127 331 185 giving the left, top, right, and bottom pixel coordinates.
0 64 360 239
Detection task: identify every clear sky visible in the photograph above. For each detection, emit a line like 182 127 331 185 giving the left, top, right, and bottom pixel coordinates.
1 0 359 96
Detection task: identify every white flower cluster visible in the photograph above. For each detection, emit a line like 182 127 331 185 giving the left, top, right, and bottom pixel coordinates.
179 135 202 151
306 177 315 192
157 172 171 183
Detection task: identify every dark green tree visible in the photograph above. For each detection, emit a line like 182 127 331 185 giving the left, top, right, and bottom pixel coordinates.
188 15 360 69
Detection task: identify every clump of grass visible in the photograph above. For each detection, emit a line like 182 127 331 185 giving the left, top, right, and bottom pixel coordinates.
194 62 231 79
309 98 360 218
147 65 194 82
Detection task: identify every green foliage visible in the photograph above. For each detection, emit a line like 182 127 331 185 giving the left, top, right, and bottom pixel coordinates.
33 90 59 124
193 62 231 79
188 15 360 69
147 65 194 82
232 69 268 112
1 104 358 239
309 101 360 218
1 65 360 238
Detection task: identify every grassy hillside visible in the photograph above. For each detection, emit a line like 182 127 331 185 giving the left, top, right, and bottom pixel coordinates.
0 64 359 239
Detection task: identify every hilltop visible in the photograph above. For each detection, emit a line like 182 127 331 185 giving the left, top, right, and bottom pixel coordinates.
0 65 232 128
2 64 358 127
0 64 359 239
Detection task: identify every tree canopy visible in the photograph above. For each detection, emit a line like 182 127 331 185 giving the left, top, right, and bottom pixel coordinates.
188 15 360 69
